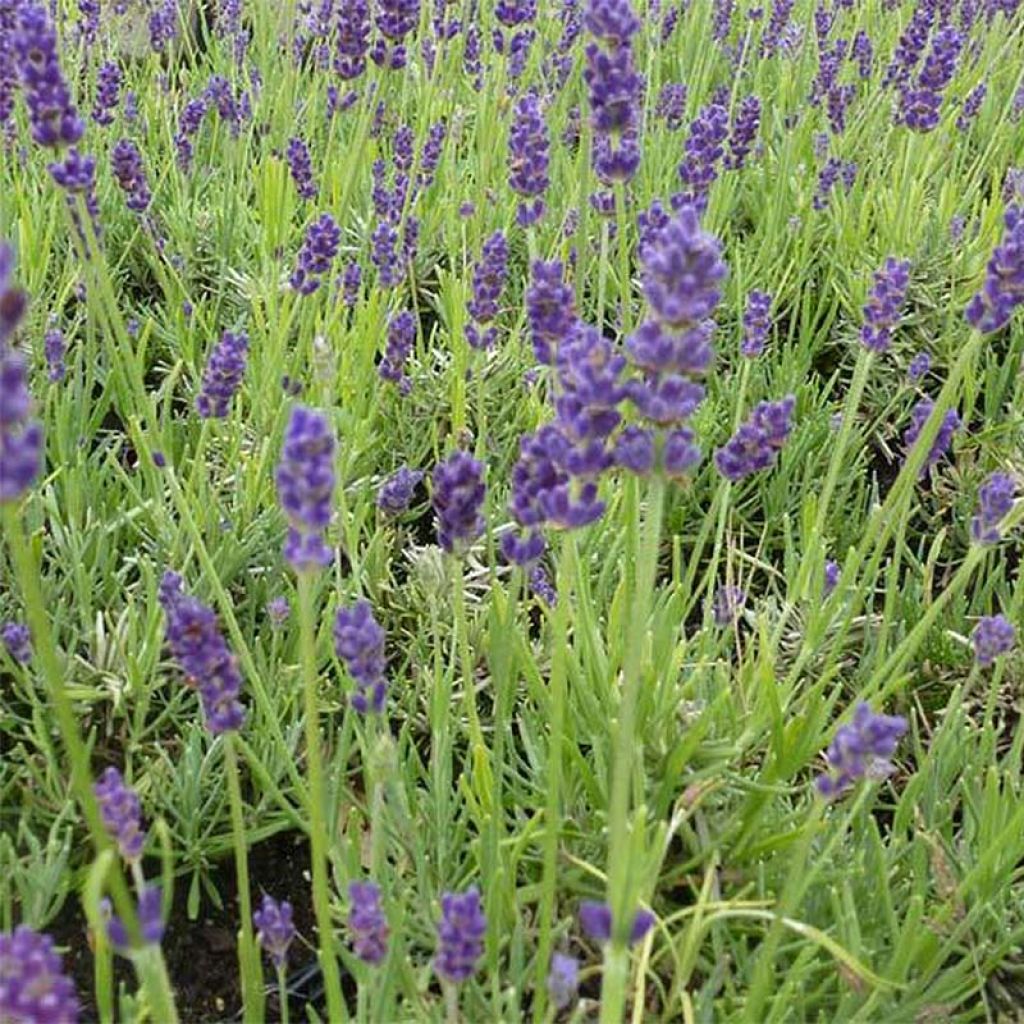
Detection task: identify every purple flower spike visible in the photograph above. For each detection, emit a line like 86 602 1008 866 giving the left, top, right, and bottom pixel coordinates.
275 407 336 571
102 885 165 951
435 887 486 984
286 136 318 201
254 895 296 968
1 244 29 345
508 93 550 226
907 351 931 382
159 572 247 734
2 622 32 664
266 596 290 629
970 472 1015 545
902 400 959 477
675 102 729 209
715 395 796 481
333 600 387 714
816 703 907 799
377 466 423 516
378 309 416 392
860 258 911 353
824 559 840 596
348 881 389 965
13 4 85 149
972 614 1015 667
1 347 45 504
965 205 1024 334
0 926 80 1023
547 953 579 1009
290 214 341 295
94 766 145 861
432 452 486 554
741 290 772 357
725 95 761 170
526 260 577 365
579 901 655 946
712 585 746 626
195 331 248 419
467 232 509 343
91 61 122 127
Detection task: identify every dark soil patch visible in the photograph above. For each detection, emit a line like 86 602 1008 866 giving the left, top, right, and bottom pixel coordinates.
50 830 323 1023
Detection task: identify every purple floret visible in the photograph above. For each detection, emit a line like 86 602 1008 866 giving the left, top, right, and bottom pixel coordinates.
333 600 388 713
435 887 486 983
816 703 907 799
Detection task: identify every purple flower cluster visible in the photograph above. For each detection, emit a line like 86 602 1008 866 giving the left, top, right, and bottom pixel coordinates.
13 4 84 149
275 407 336 571
957 81 987 132
43 326 65 383
725 95 761 170
547 952 579 1009
0 926 80 1023
579 900 655 945
287 136 318 201
898 26 963 132
526 259 577 365
675 102 729 211
508 93 550 226
91 61 122 127
972 614 1015 667
1 346 44 504
253 895 296 968
902 399 960 476
860 257 911 353
335 0 371 80
813 157 857 210
333 600 387 713
971 471 1015 544
103 885 165 950
466 232 509 349
816 703 908 799
1 621 31 664
111 139 152 213
378 309 416 393
883 2 932 90
1 244 28 346
715 395 796 481
583 0 642 187
94 766 145 861
372 0 420 70
159 571 247 734
965 205 1024 334
348 881 389 964
377 466 423 516
908 351 931 382
291 214 341 295
195 331 249 419
654 82 687 130
435 887 486 983
432 451 486 554
741 289 772 357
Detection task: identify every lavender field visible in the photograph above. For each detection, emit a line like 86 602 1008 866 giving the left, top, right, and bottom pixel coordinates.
1 0 1023 1020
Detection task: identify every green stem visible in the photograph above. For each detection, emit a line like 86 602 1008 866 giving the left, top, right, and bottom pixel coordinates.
224 734 265 1024
297 572 347 1023
600 475 666 1024
452 558 485 752
533 536 573 1022
277 964 290 1024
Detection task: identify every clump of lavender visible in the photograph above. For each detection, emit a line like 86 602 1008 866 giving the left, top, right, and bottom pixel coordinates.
526 259 577 365
725 95 761 170
435 888 486 983
508 93 550 226
333 600 387 713
860 257 911 353
275 407 336 571
174 96 208 170
466 231 509 350
371 220 402 287
1 346 44 504
882 2 932 90
579 901 655 945
654 82 687 130
583 0 642 188
674 102 729 211
342 261 362 307
898 26 963 133
417 121 447 191
377 466 423 516
0 926 80 1023
964 205 1024 334
111 138 153 213
348 881 389 964
816 703 908 799
972 614 1015 667
715 396 796 481
902 399 960 476
254 895 296 968
159 571 247 733
971 472 1016 544
102 885 165 950
741 290 772 357
291 214 341 295
91 61 122 126
94 766 145 861
432 452 486 554
44 326 66 381
1 621 31 663
287 136 318 201
547 952 579 1010
813 157 857 210
957 81 987 131
195 330 249 419
378 309 416 393
372 0 420 70
13 4 84 149
335 0 371 80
